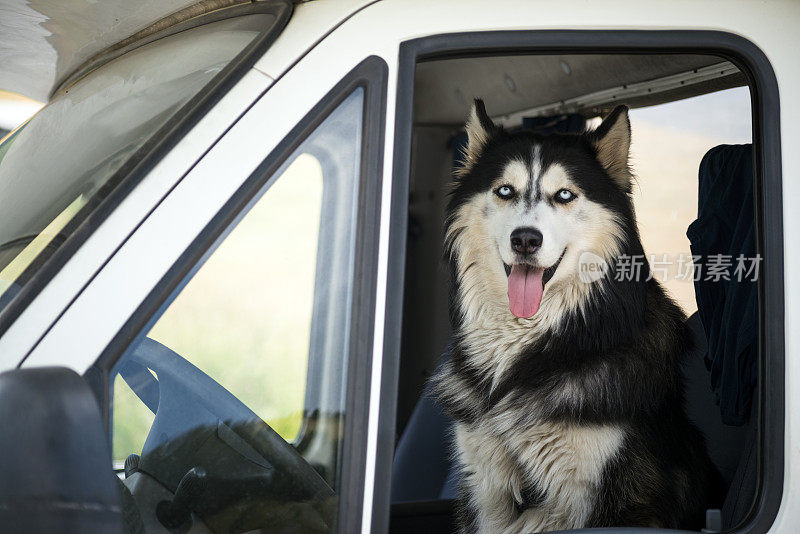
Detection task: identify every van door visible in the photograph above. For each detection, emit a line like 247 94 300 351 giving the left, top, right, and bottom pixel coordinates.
24 56 387 533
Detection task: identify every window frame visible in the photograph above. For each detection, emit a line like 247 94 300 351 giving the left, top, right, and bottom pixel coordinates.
376 30 784 534
89 55 388 534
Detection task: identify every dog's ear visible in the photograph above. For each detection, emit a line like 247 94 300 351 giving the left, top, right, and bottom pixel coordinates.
587 105 632 190
460 99 498 174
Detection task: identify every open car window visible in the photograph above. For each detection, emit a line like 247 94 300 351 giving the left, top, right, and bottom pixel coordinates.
387 35 780 534
109 89 364 533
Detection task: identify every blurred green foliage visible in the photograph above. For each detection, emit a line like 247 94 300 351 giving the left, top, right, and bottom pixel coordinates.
112 155 323 462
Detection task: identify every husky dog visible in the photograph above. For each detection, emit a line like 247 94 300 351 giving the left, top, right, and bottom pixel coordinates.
431 101 720 533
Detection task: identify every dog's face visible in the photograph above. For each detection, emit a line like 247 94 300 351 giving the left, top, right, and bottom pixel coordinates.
447 101 635 322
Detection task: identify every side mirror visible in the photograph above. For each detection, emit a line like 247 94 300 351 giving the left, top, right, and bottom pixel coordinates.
0 366 122 533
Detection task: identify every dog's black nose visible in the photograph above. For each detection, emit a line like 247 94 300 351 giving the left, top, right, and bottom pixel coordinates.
510 227 543 255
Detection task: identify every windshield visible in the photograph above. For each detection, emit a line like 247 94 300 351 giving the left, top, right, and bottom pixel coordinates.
0 14 276 317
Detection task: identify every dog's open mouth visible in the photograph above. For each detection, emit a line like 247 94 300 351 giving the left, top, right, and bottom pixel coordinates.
503 249 565 319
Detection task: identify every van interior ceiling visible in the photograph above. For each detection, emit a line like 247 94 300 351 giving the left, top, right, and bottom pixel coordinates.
392 52 754 533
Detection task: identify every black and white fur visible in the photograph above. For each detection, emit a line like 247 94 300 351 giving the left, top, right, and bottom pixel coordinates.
431 101 720 533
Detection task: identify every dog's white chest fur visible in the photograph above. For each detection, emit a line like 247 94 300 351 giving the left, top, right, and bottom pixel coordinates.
455 420 625 533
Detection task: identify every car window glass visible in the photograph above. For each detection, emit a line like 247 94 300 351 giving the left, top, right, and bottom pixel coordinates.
113 154 323 457
0 15 273 317
628 86 752 313
110 89 364 533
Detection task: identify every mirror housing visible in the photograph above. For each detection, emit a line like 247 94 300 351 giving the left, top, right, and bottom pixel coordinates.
0 366 122 533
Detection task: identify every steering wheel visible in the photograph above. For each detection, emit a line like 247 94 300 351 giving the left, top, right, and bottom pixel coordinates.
115 336 334 531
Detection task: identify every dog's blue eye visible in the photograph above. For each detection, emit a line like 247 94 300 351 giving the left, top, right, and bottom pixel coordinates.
555 189 576 203
496 185 514 199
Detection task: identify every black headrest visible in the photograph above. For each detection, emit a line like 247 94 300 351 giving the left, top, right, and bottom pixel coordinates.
0 366 122 533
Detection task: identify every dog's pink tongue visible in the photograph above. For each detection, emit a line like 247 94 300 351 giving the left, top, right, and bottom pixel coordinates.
508 264 544 318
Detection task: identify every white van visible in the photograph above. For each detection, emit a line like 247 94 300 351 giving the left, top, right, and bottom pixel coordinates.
0 1 792 533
